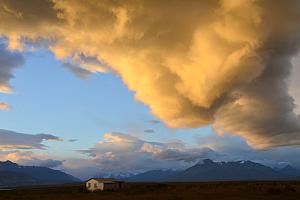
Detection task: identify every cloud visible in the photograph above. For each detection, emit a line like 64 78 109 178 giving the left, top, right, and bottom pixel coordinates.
195 132 300 169
2 130 300 179
79 132 213 173
0 150 63 168
143 129 155 133
147 119 161 124
0 129 61 150
20 158 64 168
140 142 213 163
63 62 91 79
68 139 77 142
0 150 31 161
0 128 64 169
291 55 300 114
0 0 300 148
0 102 10 110
59 158 99 180
70 131 300 178
0 42 24 93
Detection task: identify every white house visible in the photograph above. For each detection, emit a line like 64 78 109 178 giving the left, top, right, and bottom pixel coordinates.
85 178 124 191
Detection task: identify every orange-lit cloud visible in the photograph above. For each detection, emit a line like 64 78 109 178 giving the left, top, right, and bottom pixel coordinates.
0 0 300 148
0 151 43 163
79 132 213 173
0 102 9 110
0 150 63 168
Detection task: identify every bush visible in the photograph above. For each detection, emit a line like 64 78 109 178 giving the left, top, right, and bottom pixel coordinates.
267 187 281 195
283 186 296 194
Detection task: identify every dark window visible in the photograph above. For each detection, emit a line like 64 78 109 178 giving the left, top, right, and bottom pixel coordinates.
88 183 91 188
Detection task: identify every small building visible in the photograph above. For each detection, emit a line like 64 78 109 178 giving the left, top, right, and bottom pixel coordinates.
85 178 124 191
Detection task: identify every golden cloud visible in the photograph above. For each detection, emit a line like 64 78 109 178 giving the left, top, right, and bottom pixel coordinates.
0 102 10 110
0 0 300 148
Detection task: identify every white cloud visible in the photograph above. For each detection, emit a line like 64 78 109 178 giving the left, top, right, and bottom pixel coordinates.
79 132 213 174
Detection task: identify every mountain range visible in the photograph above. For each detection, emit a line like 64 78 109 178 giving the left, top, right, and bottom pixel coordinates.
0 160 80 187
126 169 179 182
276 164 300 178
1 159 300 187
125 159 300 182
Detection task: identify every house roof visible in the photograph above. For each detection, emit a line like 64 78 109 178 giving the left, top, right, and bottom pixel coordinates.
86 178 123 183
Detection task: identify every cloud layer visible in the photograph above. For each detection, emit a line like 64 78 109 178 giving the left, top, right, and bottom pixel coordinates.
0 0 300 148
79 132 213 173
0 150 63 168
0 129 61 150
0 129 63 168
65 131 300 179
196 132 300 169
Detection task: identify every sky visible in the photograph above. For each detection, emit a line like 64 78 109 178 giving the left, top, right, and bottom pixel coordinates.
0 0 300 180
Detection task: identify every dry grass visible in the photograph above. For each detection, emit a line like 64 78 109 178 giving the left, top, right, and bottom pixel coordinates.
0 181 300 200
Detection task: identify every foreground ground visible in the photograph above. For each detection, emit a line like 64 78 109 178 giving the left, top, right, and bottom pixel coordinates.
0 181 300 200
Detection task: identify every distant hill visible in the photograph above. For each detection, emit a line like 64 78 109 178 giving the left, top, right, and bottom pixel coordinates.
275 165 300 178
127 170 178 182
168 159 286 181
125 159 299 182
0 160 80 187
0 171 37 187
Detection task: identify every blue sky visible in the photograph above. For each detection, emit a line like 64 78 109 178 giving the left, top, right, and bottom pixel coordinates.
1 0 300 180
0 48 214 159
1 47 300 180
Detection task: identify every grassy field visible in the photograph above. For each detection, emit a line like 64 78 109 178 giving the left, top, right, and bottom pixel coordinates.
0 181 300 200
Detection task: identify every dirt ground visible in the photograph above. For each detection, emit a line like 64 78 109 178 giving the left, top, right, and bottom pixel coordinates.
0 181 300 200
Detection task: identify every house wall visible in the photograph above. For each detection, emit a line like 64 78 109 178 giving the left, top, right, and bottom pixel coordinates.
103 183 119 191
86 179 104 191
86 179 124 191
